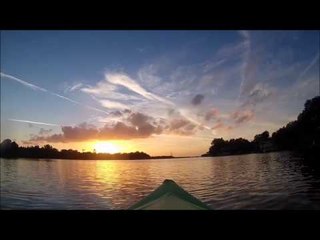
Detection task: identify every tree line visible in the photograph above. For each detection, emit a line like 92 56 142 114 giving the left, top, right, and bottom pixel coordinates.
203 96 320 158
0 140 151 160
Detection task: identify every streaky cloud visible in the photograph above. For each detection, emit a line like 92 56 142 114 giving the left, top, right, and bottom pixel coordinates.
99 99 129 110
105 72 174 106
69 83 83 92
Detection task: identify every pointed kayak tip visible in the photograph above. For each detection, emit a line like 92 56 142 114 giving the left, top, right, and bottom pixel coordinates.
129 179 211 210
163 179 175 184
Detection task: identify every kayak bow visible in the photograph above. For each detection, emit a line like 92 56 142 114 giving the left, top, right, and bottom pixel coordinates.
129 179 211 210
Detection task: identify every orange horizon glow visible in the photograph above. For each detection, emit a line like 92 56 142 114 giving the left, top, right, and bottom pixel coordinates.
18 135 211 157
94 142 121 154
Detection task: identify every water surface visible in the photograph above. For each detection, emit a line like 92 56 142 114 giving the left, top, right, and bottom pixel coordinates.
1 152 320 209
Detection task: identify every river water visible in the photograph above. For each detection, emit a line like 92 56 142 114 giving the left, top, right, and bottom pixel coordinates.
1 151 320 209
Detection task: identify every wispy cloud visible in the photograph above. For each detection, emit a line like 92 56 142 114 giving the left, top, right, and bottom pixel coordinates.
99 99 129 110
105 73 174 106
81 71 211 132
69 83 83 92
64 83 84 93
81 80 117 95
1 72 109 114
8 118 60 127
230 109 254 124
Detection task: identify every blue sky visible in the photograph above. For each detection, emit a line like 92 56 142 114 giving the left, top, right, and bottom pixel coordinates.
1 30 319 156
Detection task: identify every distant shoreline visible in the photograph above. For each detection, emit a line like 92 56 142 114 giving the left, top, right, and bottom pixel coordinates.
1 151 289 161
0 155 177 161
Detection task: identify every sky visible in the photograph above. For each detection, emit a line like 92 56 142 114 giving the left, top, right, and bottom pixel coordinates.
1 30 319 156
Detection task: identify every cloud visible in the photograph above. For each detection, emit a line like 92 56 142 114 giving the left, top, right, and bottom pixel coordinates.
29 112 165 142
211 122 225 130
205 108 220 121
81 81 117 95
82 83 142 102
137 64 162 89
231 109 254 124
28 109 211 143
99 99 129 110
30 122 159 142
167 118 197 136
65 83 84 93
191 94 205 105
241 83 273 107
30 123 99 142
105 72 174 106
127 112 163 136
70 83 83 91
80 71 173 117
80 71 212 133
8 118 60 127
211 122 233 131
128 112 151 126
110 110 123 117
39 128 53 135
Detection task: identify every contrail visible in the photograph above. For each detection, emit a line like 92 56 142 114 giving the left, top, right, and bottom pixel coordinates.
1 72 109 114
52 93 109 113
299 52 319 80
8 118 60 126
1 72 48 92
179 109 211 130
234 30 252 108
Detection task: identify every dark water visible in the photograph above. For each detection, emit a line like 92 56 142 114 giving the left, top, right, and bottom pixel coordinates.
1 151 320 209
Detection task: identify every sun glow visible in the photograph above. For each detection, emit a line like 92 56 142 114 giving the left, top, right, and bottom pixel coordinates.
94 142 120 154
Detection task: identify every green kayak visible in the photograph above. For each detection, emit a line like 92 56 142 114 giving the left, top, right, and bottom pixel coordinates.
129 179 211 210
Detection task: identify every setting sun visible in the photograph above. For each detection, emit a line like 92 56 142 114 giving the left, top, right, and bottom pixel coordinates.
94 142 120 154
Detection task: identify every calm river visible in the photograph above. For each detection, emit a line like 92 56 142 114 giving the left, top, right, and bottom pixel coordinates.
1 151 320 209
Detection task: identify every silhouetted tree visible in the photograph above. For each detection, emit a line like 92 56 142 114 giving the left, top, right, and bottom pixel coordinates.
271 96 320 158
253 131 269 143
204 96 320 158
206 137 255 156
1 139 151 160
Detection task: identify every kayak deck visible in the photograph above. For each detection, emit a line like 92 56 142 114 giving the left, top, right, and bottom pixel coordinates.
129 179 210 210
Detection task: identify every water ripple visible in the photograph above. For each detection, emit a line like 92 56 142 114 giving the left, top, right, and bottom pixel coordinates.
1 152 320 209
